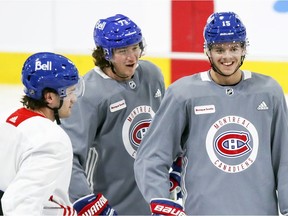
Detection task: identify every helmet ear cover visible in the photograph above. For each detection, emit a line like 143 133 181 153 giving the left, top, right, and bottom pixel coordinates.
21 52 80 100
93 14 143 61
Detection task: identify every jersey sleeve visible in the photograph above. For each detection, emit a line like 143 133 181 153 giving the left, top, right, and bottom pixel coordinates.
134 84 186 203
272 91 288 215
1 131 71 215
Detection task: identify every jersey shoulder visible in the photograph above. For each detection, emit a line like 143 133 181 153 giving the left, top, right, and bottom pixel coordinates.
247 71 284 95
250 71 281 87
162 71 207 103
6 108 45 127
168 71 206 90
138 60 163 78
17 114 70 148
3 109 71 157
84 67 112 85
81 67 118 102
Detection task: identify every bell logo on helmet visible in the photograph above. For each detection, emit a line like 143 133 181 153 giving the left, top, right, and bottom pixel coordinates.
95 21 106 30
35 60 52 71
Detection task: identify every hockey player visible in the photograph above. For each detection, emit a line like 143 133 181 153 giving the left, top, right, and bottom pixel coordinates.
134 11 288 215
61 14 165 215
0 52 84 215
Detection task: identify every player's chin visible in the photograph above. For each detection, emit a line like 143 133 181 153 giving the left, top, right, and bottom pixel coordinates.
123 70 135 78
60 111 71 119
220 66 237 76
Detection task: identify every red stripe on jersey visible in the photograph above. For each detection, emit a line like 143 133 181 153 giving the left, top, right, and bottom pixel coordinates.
6 107 46 127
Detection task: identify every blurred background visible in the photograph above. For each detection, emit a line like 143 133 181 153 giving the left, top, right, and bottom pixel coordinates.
1 0 288 122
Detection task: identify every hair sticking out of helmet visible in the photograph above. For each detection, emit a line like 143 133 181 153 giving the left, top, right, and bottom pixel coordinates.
93 14 143 60
203 12 247 49
22 52 80 100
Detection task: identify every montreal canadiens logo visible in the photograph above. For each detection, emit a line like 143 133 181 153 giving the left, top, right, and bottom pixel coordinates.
122 105 155 158
215 131 251 158
206 115 259 173
130 119 152 148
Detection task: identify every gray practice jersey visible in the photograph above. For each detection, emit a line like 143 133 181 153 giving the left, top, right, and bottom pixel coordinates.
134 70 288 215
61 60 165 215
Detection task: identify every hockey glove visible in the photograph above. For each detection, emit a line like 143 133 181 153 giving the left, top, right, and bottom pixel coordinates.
150 198 186 216
169 157 182 200
73 193 117 216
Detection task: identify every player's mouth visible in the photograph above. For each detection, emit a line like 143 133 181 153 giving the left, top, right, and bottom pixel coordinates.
126 63 135 68
222 61 233 66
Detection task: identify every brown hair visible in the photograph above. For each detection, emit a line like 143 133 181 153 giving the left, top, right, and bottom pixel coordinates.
92 47 111 71
21 88 57 109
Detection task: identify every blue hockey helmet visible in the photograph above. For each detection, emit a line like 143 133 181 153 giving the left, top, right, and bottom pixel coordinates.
22 52 80 100
204 12 247 48
93 14 143 60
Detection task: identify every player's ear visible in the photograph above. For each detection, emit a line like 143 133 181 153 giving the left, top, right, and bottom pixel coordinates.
43 91 58 105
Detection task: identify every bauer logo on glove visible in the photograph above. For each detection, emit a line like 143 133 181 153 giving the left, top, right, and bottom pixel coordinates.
150 198 186 216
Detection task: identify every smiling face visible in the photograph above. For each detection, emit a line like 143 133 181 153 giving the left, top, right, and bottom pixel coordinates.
107 43 142 81
207 42 246 85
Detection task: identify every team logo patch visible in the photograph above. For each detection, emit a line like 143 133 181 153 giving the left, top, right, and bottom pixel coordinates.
206 115 259 173
130 119 152 148
128 80 136 89
122 105 155 158
226 88 234 96
215 131 251 157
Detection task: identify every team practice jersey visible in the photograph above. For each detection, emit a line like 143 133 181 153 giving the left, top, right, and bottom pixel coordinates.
135 70 288 215
61 60 165 214
0 108 75 215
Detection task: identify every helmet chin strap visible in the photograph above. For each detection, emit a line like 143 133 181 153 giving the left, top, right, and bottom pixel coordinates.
46 99 64 125
208 55 246 77
109 62 130 79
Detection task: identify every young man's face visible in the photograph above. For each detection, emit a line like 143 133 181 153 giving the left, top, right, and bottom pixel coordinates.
208 42 246 76
110 43 142 80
